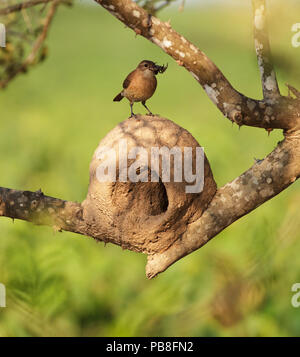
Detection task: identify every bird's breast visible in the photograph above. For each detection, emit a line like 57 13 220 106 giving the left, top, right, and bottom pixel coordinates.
124 73 157 102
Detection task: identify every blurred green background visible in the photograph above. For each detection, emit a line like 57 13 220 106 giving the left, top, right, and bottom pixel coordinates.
1 0 300 337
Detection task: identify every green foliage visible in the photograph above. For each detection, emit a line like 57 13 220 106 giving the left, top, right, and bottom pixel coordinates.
0 0 73 88
0 1 45 85
0 1 300 337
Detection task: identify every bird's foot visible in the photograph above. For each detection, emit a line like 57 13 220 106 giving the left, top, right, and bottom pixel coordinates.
266 128 273 136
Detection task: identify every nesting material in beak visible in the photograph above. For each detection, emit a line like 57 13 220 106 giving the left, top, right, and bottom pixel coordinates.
154 63 168 75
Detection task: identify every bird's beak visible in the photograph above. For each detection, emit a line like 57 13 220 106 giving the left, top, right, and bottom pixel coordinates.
152 64 160 74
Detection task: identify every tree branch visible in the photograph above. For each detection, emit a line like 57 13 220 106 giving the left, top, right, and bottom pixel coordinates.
287 83 300 100
94 0 248 121
146 135 300 278
94 0 298 132
252 0 280 100
0 0 69 15
0 187 84 233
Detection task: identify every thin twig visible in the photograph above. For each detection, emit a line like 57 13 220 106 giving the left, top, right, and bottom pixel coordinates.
0 0 54 15
0 0 60 88
286 83 300 99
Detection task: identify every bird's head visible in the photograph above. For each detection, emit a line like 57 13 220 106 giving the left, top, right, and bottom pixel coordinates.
138 60 168 75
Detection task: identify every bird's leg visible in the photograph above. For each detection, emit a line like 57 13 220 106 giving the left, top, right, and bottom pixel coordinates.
129 103 135 118
142 101 153 116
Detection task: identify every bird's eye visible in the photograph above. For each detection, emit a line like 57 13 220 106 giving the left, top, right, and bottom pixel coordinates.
144 63 148 67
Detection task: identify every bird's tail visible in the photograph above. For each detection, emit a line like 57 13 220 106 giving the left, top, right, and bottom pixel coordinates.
113 92 124 102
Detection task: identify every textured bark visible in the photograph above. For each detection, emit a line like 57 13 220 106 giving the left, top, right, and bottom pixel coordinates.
0 187 84 233
252 0 280 100
1 0 300 278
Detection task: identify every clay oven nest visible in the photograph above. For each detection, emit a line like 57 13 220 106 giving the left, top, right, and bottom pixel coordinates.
82 116 217 255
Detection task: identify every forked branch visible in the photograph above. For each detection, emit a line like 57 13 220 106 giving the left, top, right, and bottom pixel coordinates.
94 0 299 132
146 136 300 278
0 0 300 278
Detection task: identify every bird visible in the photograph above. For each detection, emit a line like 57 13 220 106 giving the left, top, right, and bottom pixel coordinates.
113 60 167 118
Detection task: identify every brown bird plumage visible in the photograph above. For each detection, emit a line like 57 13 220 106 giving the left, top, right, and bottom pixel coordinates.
113 60 167 118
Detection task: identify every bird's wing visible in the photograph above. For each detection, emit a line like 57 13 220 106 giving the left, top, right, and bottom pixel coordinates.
123 70 135 89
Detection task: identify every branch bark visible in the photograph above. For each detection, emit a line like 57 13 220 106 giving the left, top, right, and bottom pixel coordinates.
252 0 280 101
0 187 84 234
94 0 299 132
